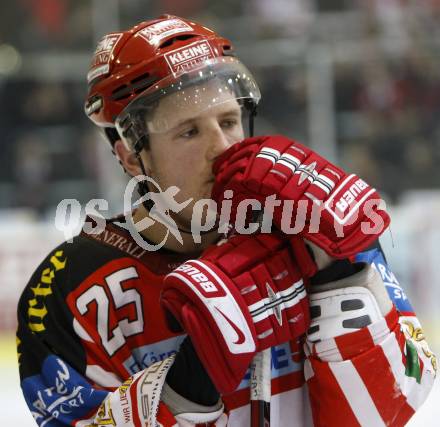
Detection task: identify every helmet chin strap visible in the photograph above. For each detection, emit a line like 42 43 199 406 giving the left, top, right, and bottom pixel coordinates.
248 102 257 138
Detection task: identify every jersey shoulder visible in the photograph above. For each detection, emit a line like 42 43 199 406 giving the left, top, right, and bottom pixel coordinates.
21 213 193 300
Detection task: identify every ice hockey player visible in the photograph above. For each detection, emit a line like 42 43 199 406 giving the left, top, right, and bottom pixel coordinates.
17 14 436 427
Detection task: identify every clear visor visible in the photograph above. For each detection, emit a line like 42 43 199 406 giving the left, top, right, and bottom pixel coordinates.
115 56 261 151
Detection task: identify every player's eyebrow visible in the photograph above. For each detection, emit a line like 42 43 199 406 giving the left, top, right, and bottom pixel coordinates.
169 117 197 132
169 107 242 132
219 107 242 118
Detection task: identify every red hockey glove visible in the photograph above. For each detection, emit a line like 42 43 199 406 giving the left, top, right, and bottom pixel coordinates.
212 135 390 258
161 233 316 394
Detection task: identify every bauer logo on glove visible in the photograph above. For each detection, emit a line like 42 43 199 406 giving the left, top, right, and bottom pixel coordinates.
324 175 373 225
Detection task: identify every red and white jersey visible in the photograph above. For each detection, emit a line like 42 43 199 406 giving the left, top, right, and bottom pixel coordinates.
17 216 436 427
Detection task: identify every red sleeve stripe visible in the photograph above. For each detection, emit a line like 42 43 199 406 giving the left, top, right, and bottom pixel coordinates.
307 309 433 426
392 403 416 427
385 307 399 329
308 361 361 426
329 360 386 426
352 344 412 425
335 328 375 360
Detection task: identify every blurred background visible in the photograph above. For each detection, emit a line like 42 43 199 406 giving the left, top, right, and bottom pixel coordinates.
0 0 439 425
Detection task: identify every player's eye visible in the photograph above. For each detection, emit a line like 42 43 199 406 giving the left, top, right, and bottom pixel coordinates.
178 126 199 139
220 118 238 129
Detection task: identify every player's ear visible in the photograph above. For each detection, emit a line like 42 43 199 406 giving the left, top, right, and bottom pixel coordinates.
114 140 145 176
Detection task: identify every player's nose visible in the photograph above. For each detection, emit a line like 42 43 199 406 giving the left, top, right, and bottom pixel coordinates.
206 124 232 161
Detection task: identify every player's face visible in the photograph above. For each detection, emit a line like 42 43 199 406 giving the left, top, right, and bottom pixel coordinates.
140 82 245 225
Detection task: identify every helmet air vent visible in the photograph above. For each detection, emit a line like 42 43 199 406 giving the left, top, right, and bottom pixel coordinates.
111 74 158 100
159 34 197 49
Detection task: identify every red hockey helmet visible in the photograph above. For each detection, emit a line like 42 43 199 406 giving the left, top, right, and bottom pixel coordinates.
84 15 261 150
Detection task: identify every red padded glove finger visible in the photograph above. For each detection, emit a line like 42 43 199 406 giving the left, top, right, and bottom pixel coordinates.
212 137 262 202
234 248 310 349
212 135 390 258
161 233 316 394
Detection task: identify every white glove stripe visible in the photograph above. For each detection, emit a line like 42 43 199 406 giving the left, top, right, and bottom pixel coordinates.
249 281 306 323
276 158 334 194
260 147 281 158
258 148 336 197
318 173 336 189
295 168 334 193
257 147 281 164
324 167 341 180
248 281 304 315
289 144 306 155
277 159 297 174
240 284 258 295
280 153 301 166
256 153 278 164
280 279 306 302
312 179 332 195
257 329 274 339
278 157 301 174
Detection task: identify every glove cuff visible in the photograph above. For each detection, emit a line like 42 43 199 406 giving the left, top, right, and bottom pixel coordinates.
311 263 392 316
308 264 393 343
